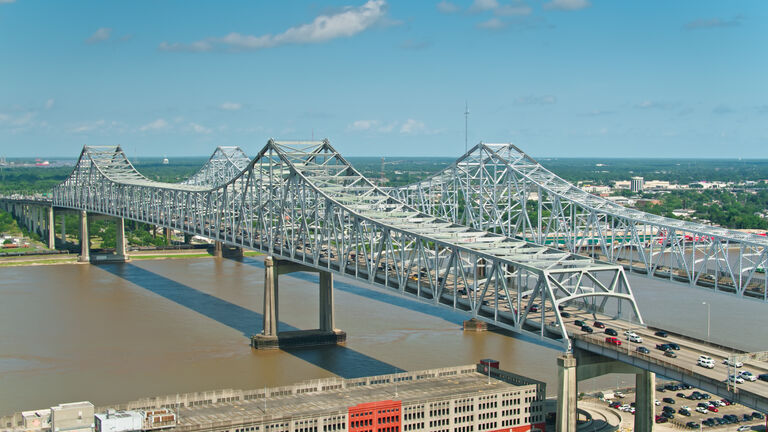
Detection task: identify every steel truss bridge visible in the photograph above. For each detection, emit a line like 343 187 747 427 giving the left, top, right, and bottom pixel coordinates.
46 140 646 351
391 143 768 301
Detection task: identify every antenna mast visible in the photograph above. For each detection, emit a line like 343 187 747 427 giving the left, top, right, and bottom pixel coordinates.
464 101 469 154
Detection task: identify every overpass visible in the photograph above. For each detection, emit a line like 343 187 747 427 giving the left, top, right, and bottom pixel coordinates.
390 142 768 302
1 140 767 431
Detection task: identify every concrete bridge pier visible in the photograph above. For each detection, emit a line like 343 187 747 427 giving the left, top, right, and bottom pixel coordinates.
113 217 129 262
78 211 89 263
46 206 55 249
213 241 223 258
252 256 346 349
556 348 654 432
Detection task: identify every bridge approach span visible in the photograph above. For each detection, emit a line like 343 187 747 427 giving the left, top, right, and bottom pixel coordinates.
50 140 644 351
391 142 768 301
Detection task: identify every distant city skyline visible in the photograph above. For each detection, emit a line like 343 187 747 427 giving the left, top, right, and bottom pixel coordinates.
1 0 766 158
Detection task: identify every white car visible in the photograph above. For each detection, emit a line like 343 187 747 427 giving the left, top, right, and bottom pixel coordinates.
739 370 757 381
655 399 661 406
698 355 713 362
627 334 643 343
615 391 626 398
697 358 715 369
619 404 631 411
712 400 725 407
695 406 708 414
727 375 745 384
737 426 751 432
624 330 638 337
723 359 744 368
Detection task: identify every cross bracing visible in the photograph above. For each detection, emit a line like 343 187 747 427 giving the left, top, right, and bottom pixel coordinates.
51 140 643 351
390 142 768 301
183 146 251 187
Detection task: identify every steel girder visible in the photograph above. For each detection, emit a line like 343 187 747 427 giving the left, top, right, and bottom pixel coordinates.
390 143 768 301
183 146 251 187
50 140 644 351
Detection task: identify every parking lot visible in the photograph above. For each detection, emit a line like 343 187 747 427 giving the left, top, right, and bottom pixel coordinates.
602 380 767 429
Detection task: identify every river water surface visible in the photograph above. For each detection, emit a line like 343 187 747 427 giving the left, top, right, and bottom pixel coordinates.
1 256 765 414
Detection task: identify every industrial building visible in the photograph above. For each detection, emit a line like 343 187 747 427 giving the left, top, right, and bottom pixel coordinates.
1 362 545 432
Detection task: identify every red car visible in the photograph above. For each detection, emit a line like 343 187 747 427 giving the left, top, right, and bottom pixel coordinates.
594 321 606 328
605 337 622 346
707 406 718 412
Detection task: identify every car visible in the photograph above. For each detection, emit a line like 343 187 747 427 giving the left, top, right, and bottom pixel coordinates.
604 328 618 336
676 392 686 398
742 413 753 421
701 419 714 427
529 305 539 312
619 404 631 411
609 401 621 408
707 405 718 412
720 399 731 406
605 336 622 346
627 334 643 343
593 321 606 328
724 359 744 368
697 402 710 408
678 408 691 416
661 412 675 419
615 391 626 398
701 393 711 400
727 375 745 384
752 412 765 419
664 350 677 358
637 346 650 354
759 373 768 382
715 417 726 425
725 414 739 423
695 407 708 414
663 406 675 413
655 330 668 337
682 384 693 389
656 343 672 351
686 421 700 429
667 342 681 350
574 319 585 326
561 311 571 318
581 325 593 333
654 399 661 406
737 426 751 432
713 400 726 407
697 357 715 368
655 415 668 424
739 370 757 381
663 398 675 404
624 329 638 336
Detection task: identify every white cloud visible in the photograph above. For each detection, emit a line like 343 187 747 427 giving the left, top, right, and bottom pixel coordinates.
86 27 112 44
400 119 426 134
436 1 459 13
469 0 499 12
543 0 590 10
189 122 212 134
348 119 379 131
477 17 507 29
495 5 532 16
0 0 17 4
44 99 55 110
160 0 389 52
139 118 169 131
684 16 744 30
72 120 106 133
220 102 243 111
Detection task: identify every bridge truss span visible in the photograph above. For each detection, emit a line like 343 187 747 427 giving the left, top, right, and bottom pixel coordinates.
51 140 644 350
390 143 768 301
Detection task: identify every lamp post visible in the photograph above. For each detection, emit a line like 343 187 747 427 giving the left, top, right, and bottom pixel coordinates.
702 302 710 344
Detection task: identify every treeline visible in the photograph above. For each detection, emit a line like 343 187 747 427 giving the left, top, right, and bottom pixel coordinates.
636 189 768 230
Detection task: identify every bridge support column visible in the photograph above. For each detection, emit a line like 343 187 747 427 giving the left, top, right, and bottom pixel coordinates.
46 206 55 249
213 241 223 258
634 370 655 432
556 353 577 432
164 227 173 245
251 256 346 350
114 218 129 262
78 211 89 263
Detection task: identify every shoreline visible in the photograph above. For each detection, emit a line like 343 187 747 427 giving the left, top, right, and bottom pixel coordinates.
0 248 263 267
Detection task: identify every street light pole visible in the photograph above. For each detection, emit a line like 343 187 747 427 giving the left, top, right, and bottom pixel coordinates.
702 301 710 344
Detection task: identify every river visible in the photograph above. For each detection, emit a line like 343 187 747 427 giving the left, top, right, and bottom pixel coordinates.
0 255 766 414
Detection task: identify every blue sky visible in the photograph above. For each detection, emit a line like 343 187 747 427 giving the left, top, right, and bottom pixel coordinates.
0 0 766 158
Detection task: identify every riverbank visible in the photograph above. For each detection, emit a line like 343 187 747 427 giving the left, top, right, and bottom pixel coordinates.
0 248 263 267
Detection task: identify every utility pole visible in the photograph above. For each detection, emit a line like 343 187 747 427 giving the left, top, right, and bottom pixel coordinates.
464 101 470 154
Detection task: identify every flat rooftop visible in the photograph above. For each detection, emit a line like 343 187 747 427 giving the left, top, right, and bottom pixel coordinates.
177 366 531 426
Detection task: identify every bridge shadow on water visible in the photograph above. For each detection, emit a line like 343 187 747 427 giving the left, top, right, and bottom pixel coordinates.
99 262 404 378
